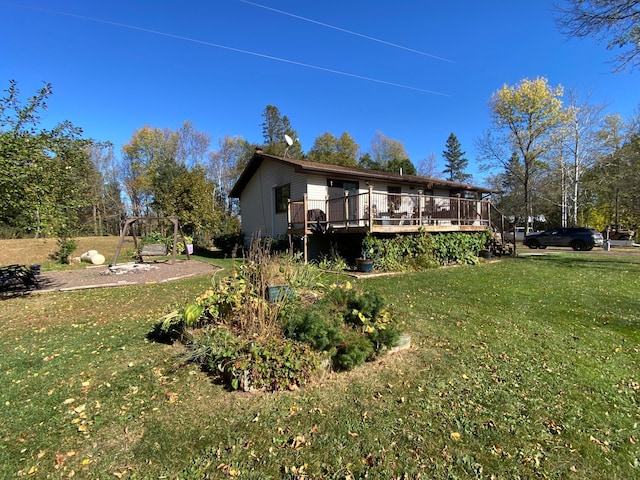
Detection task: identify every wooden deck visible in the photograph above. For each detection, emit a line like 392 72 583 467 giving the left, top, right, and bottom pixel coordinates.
288 190 491 236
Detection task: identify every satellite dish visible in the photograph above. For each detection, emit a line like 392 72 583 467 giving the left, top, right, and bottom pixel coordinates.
284 134 294 146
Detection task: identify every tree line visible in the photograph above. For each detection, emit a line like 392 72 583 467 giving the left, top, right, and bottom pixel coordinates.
0 87 471 242
1 76 638 244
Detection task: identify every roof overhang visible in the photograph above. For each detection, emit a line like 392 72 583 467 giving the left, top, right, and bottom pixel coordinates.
230 150 495 198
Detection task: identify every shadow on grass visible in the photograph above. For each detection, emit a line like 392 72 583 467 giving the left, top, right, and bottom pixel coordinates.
192 248 229 260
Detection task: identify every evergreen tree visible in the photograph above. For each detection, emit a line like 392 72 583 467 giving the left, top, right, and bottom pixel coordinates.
260 105 302 157
358 152 381 170
442 133 471 183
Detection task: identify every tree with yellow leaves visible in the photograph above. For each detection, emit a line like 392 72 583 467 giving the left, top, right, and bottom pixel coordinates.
479 77 567 231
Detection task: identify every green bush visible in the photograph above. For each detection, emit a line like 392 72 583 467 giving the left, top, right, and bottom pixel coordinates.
284 310 344 353
315 245 349 271
333 330 374 371
430 231 489 265
152 256 402 391
362 230 490 271
49 237 77 264
285 284 401 370
213 232 243 257
196 333 322 391
343 290 386 327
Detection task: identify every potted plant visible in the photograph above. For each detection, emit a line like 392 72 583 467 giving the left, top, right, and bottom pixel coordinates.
264 261 294 302
356 241 375 273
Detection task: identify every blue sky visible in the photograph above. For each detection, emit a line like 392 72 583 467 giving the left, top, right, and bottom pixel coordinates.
1 1 638 183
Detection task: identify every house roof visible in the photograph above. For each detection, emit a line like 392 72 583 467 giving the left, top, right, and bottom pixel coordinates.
230 150 495 198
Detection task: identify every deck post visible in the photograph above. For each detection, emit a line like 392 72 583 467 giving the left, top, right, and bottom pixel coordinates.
303 194 309 263
303 194 308 233
303 234 308 264
344 191 349 230
325 195 330 224
368 186 374 232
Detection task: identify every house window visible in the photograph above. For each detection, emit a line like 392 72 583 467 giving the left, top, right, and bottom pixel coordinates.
327 179 359 191
275 184 290 214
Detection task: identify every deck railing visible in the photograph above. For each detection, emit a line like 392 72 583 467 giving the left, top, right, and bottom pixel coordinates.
288 190 491 233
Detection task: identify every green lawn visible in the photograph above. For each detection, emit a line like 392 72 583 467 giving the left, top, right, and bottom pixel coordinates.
1 253 639 478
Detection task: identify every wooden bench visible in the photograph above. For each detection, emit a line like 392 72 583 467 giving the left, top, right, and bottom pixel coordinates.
138 243 168 262
0 264 40 291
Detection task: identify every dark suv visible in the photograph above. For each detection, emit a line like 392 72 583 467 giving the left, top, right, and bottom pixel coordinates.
524 227 604 251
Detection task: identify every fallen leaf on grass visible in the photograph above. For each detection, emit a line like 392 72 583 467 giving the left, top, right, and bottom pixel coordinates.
290 434 309 449
450 432 461 441
165 392 178 403
589 435 610 452
216 464 239 476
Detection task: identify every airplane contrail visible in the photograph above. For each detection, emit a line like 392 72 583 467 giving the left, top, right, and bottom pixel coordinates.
239 0 454 64
1 3 451 96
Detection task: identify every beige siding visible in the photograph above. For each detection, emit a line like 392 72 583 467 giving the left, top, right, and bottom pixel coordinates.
307 176 328 200
239 158 309 240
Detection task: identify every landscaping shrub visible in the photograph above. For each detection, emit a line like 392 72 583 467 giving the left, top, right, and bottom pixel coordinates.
239 337 323 391
49 236 77 264
362 230 490 271
283 283 401 370
316 245 350 271
183 327 323 391
341 289 400 353
429 231 489 265
213 232 243 257
284 309 344 353
151 234 403 391
333 329 374 371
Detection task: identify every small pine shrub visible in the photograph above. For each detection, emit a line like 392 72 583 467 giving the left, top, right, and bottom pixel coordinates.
333 330 374 371
343 291 386 327
50 237 77 264
284 310 344 353
286 284 401 369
